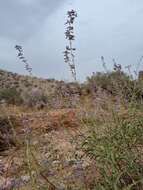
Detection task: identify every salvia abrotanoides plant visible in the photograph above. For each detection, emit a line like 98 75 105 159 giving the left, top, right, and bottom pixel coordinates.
63 10 77 81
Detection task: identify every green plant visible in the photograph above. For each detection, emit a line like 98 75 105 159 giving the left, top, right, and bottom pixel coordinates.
0 88 22 105
86 71 143 105
82 110 143 189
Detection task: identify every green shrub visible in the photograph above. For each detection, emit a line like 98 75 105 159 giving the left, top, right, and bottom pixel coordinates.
0 88 22 105
86 71 130 93
86 71 143 104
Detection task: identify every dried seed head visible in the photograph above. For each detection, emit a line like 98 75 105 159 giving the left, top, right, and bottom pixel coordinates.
63 10 77 81
15 45 32 75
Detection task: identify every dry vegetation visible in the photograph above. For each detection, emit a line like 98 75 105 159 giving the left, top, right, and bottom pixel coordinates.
0 67 143 190
0 69 81 109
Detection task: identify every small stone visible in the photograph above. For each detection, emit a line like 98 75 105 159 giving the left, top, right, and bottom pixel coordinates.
21 175 30 183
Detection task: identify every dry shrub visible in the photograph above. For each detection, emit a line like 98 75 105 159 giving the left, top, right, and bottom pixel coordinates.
0 116 18 152
21 87 48 108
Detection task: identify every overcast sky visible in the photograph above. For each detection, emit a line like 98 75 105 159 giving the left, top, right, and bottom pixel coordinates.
0 0 143 81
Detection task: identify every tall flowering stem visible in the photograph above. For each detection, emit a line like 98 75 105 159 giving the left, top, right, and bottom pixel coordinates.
15 45 32 75
64 10 77 81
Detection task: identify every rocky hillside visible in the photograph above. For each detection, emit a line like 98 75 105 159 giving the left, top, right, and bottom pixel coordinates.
0 69 61 95
0 69 81 108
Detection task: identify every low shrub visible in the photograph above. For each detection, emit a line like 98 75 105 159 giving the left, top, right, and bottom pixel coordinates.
85 71 143 104
21 87 48 108
0 116 18 151
0 88 22 105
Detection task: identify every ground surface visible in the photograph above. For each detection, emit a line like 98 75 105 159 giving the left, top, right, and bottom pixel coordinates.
0 108 95 190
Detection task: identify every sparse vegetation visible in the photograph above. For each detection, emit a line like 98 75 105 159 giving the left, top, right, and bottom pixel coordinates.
0 66 143 189
0 8 143 190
